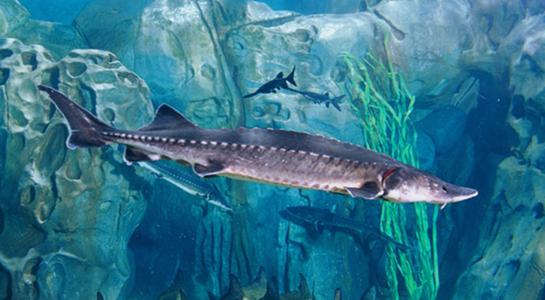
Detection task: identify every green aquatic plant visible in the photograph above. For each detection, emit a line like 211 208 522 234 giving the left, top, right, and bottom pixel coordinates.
342 52 439 299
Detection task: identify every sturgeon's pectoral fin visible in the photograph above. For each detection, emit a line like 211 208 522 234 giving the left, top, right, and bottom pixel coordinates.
124 146 161 163
193 161 225 177
346 182 383 200
138 104 196 132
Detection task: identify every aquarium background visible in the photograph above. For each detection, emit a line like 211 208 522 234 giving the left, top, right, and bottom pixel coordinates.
1 0 544 299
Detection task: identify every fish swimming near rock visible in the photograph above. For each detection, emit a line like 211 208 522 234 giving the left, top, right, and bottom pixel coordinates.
333 288 341 300
38 85 478 207
287 88 345 112
279 206 409 250
157 268 189 300
139 160 232 212
215 268 267 300
229 272 314 300
243 67 297 98
276 274 313 300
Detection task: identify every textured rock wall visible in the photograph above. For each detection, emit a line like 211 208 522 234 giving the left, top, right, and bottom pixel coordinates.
449 2 545 299
0 38 154 299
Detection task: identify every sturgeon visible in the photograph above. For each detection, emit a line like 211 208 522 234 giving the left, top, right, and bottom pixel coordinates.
38 85 478 207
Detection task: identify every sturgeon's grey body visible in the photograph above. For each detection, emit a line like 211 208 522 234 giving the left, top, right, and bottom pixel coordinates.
38 85 478 206
113 123 394 195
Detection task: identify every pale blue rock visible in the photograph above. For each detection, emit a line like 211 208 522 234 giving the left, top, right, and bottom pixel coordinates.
0 0 30 36
10 20 87 59
19 0 93 25
261 0 366 14
0 38 154 299
75 0 245 129
0 0 87 59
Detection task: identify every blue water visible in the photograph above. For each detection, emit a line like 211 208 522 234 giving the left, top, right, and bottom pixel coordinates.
1 1 544 299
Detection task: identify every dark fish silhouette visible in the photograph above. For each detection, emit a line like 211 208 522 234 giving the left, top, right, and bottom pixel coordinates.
279 206 410 250
287 87 345 111
243 67 297 98
38 85 478 207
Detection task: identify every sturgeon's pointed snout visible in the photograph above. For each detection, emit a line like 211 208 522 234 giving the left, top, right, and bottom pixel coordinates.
442 183 479 203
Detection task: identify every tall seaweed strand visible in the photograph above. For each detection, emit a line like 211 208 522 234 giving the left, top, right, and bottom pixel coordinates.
342 52 439 299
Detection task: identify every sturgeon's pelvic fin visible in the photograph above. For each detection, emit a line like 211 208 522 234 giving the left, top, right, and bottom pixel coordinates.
38 85 113 149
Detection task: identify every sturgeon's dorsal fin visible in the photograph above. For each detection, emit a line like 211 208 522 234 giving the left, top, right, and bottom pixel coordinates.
275 72 284 79
139 104 196 132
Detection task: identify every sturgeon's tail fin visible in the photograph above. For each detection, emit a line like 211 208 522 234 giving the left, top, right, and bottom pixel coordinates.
286 66 297 87
38 85 113 149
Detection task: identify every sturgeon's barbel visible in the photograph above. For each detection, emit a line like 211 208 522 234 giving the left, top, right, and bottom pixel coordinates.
38 85 478 207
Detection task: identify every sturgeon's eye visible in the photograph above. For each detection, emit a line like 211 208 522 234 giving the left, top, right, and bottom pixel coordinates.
442 186 448 193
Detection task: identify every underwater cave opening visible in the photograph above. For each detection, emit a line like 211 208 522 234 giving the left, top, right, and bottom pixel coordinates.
436 70 519 299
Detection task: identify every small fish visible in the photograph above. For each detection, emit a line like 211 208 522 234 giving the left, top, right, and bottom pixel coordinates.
287 87 345 111
139 160 232 212
243 67 297 98
217 268 267 300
